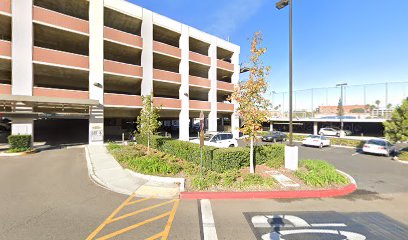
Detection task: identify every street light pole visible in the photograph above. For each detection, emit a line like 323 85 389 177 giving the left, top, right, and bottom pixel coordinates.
276 0 298 171
336 83 347 136
288 0 293 146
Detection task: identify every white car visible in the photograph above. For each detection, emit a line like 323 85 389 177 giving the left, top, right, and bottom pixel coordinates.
362 139 396 157
319 128 339 136
190 132 237 148
302 135 331 148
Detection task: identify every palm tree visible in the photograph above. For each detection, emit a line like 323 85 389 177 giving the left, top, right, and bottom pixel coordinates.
375 100 381 109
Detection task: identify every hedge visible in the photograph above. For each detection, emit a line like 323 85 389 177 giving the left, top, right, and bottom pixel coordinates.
136 134 285 172
7 135 32 151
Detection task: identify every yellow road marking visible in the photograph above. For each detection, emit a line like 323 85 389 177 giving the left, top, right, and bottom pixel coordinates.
108 199 177 224
126 196 155 206
144 232 163 240
86 193 137 240
161 199 180 240
97 211 171 240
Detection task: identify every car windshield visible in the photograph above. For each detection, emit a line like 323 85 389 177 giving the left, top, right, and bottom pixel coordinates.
309 135 321 139
204 134 214 141
367 139 386 146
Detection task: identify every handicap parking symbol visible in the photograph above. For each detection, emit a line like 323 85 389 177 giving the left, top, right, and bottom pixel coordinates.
244 211 408 240
251 214 365 240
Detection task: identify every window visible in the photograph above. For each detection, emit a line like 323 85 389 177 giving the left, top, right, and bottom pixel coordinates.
222 134 233 140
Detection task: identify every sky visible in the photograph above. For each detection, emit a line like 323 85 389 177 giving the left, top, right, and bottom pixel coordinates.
129 0 408 104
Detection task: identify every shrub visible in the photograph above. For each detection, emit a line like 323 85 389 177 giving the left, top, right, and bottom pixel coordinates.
128 155 182 175
7 135 32 152
256 144 285 168
137 135 216 169
330 138 364 148
295 159 349 187
212 147 250 172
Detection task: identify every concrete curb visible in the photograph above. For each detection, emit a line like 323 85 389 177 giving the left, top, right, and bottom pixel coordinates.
180 170 357 200
84 146 132 196
125 169 185 192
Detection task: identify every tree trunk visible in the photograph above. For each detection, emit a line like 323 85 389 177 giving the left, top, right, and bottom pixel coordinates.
250 135 255 173
147 133 150 154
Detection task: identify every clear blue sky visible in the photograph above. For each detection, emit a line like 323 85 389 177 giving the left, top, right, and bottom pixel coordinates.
129 0 408 94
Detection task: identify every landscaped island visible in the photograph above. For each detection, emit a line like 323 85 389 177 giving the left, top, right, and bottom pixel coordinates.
107 136 350 192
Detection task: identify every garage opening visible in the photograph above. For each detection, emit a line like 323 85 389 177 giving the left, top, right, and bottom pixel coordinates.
34 119 88 145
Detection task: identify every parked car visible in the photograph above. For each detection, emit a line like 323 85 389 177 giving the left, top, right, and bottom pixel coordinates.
362 139 396 157
332 127 352 136
190 132 237 148
261 131 287 142
302 135 331 148
319 128 339 136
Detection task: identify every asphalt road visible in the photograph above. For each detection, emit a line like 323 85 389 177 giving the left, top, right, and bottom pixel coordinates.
1 145 408 239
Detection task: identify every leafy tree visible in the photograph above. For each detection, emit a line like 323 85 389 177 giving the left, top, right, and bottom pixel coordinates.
229 32 271 173
386 103 392 109
136 95 162 153
384 98 408 143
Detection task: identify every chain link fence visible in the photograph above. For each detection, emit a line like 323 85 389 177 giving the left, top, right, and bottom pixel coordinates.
271 81 408 119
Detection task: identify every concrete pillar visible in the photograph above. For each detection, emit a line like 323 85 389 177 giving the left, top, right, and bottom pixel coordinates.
11 1 34 139
89 0 104 145
231 47 240 138
270 122 274 132
141 9 153 96
313 121 318 135
12 0 33 96
178 25 190 141
208 37 217 132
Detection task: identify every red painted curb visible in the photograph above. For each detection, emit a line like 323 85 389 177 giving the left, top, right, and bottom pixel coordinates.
180 183 357 200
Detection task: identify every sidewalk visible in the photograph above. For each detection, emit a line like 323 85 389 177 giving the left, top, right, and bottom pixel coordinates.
85 145 180 199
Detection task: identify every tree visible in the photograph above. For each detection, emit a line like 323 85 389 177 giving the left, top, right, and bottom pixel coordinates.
384 98 408 143
136 95 162 153
229 32 271 173
375 100 381 109
350 108 365 113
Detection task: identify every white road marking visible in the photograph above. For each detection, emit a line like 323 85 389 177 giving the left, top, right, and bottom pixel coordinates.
310 223 347 227
352 152 360 156
200 199 218 240
262 229 366 240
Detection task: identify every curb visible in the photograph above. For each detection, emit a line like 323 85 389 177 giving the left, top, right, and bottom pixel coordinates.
180 170 357 200
84 146 132 196
125 169 185 192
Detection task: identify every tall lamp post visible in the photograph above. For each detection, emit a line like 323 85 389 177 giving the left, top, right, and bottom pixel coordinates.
336 83 347 137
276 0 298 171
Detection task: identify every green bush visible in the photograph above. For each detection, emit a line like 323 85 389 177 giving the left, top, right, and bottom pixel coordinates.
136 134 285 172
241 174 275 188
295 159 349 187
212 147 250 172
128 155 182 175
7 135 32 152
137 135 216 169
256 144 285 168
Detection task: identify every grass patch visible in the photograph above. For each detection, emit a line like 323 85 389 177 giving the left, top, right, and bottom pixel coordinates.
295 160 349 187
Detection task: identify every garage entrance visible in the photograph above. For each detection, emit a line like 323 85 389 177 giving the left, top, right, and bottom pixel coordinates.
34 119 88 145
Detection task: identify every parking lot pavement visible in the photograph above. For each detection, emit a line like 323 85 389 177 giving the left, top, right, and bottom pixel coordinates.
0 148 201 240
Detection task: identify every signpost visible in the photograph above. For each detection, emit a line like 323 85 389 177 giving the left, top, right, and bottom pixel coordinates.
199 111 204 179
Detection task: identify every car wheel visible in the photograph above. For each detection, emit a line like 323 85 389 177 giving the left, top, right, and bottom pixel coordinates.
229 144 235 148
319 143 323 149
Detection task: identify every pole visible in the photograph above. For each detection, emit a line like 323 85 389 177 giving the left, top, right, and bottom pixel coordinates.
363 85 366 105
385 82 388 107
340 85 344 132
311 88 314 117
289 0 293 146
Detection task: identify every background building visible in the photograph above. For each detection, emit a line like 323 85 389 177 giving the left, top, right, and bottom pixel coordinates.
0 0 240 144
